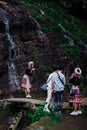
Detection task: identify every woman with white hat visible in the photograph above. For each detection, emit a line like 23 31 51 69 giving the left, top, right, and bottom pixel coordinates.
21 61 35 98
69 67 83 116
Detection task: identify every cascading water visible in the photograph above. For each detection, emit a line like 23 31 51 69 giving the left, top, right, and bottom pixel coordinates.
8 62 20 91
29 16 48 44
59 23 74 46
59 23 87 52
0 8 20 91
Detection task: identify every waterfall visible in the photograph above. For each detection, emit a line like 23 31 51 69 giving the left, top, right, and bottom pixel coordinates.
8 63 20 91
40 9 45 15
59 23 74 46
0 8 20 91
59 23 87 52
29 16 48 44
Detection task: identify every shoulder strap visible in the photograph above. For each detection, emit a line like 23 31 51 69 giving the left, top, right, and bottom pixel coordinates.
57 73 64 85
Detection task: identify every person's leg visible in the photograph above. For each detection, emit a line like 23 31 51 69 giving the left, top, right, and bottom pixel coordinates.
26 86 31 98
70 102 78 115
74 102 78 111
44 87 52 112
24 89 27 96
54 92 59 112
26 85 31 98
59 91 63 112
78 103 81 110
77 103 82 114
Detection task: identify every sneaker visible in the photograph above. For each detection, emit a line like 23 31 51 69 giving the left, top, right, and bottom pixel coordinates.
26 95 31 98
55 111 61 115
70 111 78 116
55 112 59 115
77 110 82 115
59 111 62 115
44 108 50 113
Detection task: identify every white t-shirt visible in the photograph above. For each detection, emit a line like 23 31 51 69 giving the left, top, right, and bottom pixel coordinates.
46 73 54 89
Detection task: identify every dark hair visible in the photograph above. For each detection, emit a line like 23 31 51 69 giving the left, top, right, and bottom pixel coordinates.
58 65 64 70
52 65 64 71
25 68 32 76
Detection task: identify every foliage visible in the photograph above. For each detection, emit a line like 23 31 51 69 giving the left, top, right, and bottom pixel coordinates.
27 102 49 123
20 0 87 45
27 102 61 128
60 43 82 61
0 103 4 110
39 63 48 72
29 44 37 51
80 76 87 96
45 106 61 128
82 105 87 111
21 0 87 61
34 57 50 72
20 0 87 68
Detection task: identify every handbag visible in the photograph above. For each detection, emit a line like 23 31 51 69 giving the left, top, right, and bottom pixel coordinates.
41 84 48 91
41 76 52 91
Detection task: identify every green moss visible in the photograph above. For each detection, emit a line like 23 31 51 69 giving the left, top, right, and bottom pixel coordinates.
60 43 82 61
20 0 87 60
27 102 61 128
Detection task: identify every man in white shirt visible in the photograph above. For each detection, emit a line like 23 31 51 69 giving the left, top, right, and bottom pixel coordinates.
44 65 66 113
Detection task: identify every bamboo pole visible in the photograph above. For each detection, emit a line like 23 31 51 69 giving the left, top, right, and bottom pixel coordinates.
8 112 23 130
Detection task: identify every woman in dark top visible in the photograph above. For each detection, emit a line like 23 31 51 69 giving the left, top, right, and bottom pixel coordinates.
69 67 82 116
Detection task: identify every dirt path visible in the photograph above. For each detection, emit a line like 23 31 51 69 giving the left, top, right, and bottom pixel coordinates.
49 110 87 130
27 108 87 130
0 98 87 130
26 98 87 130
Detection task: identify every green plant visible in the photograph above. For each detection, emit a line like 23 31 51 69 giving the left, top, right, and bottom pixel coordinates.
27 102 61 128
82 105 87 111
21 0 87 45
31 12 45 22
45 113 61 128
0 103 4 110
27 102 49 123
39 63 48 72
29 44 37 51
60 43 82 61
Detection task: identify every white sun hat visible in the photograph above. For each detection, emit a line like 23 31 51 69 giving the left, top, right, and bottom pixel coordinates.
28 61 35 70
74 67 82 76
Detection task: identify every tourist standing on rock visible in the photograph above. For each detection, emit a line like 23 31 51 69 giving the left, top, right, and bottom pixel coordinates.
44 65 66 114
21 61 35 98
69 67 83 116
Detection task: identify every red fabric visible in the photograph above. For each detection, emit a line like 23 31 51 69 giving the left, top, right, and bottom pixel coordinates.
21 83 26 88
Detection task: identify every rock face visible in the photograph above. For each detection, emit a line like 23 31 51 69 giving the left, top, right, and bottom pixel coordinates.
0 0 87 99
0 0 51 98
0 2 32 70
59 0 87 20
0 1 39 96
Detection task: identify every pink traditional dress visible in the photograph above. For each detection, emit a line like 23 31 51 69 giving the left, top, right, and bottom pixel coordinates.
69 85 82 103
69 67 82 103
